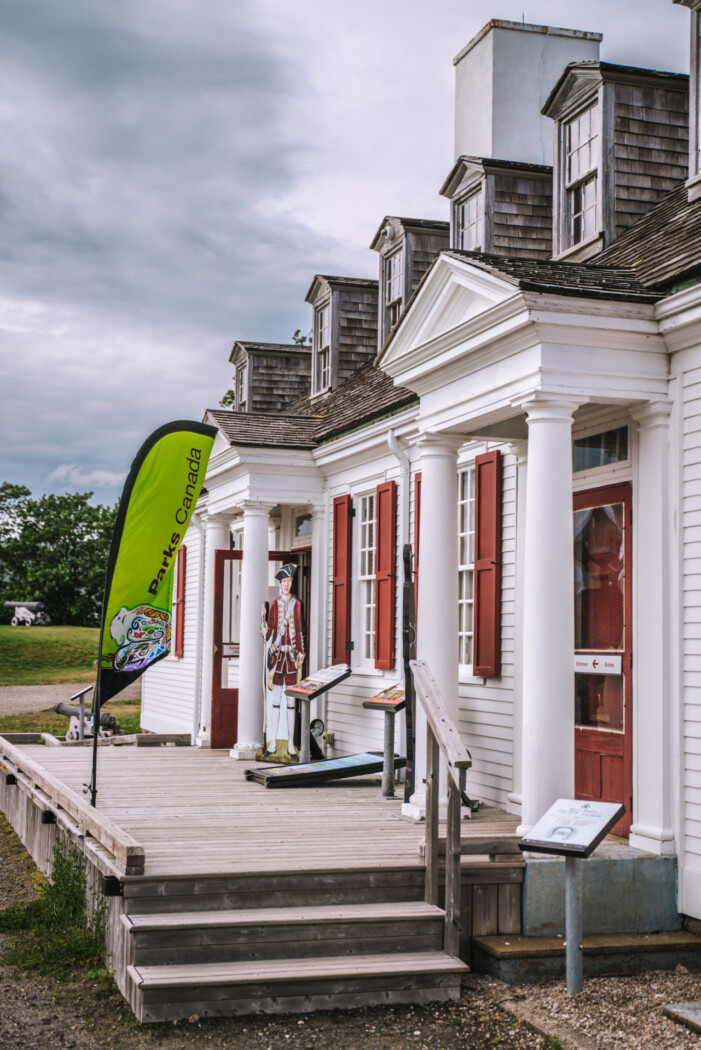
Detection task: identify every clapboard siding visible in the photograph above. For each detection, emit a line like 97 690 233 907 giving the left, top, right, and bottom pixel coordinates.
142 524 203 736
458 449 517 810
681 365 701 874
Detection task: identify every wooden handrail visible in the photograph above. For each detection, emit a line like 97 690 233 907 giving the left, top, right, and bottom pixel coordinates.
409 658 473 960
410 660 472 788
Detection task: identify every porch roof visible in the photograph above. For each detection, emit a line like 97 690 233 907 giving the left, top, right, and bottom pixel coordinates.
206 410 319 450
442 250 664 303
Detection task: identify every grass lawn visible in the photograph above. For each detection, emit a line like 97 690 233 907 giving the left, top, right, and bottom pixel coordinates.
0 698 141 737
0 625 99 686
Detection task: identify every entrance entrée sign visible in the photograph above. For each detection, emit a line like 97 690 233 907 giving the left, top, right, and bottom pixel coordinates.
574 654 622 675
519 799 625 858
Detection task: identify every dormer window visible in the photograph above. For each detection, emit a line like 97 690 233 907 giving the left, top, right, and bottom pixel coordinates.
315 302 331 392
565 103 600 246
456 187 483 251
236 362 248 411
385 250 404 329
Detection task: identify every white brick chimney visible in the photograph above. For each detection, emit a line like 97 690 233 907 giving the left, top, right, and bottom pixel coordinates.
453 20 601 166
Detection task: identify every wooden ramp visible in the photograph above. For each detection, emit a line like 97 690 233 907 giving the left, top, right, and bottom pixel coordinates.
0 741 521 1022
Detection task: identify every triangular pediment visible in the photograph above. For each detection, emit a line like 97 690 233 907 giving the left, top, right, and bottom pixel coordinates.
380 253 519 371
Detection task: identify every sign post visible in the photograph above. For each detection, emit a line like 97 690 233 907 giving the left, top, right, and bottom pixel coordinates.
519 799 625 993
362 685 406 797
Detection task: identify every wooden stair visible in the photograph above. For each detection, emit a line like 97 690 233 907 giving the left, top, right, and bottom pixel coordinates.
121 874 469 1021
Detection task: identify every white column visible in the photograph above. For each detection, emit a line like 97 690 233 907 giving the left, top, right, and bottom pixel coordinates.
231 501 273 760
403 434 461 819
520 397 582 830
507 439 528 817
630 401 675 854
196 513 232 747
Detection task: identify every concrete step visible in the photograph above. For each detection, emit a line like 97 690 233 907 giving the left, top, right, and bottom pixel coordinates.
126 950 469 1022
472 930 701 983
122 900 445 965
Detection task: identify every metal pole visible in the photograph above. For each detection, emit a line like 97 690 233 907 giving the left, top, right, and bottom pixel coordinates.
565 855 583 993
299 698 311 764
78 694 85 741
382 710 396 797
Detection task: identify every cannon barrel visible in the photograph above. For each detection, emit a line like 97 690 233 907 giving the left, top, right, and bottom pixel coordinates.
4 601 45 611
53 703 116 727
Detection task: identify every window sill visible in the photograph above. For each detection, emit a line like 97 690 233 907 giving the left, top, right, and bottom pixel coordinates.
552 232 604 263
351 666 391 678
459 667 486 686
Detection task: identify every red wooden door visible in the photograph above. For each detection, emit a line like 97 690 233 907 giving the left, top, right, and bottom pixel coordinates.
573 482 632 836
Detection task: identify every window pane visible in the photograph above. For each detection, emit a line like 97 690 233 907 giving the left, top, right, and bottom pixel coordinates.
573 427 628 472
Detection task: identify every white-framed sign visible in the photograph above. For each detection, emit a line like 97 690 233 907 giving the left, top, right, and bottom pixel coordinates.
519 799 626 858
574 654 622 675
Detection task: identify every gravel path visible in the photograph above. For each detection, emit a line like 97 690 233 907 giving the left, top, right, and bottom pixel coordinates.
0 680 141 717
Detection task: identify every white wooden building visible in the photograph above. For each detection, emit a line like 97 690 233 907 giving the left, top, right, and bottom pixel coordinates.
143 6 701 926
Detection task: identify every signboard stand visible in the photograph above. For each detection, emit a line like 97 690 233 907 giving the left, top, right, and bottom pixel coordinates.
362 686 406 797
565 856 583 993
285 665 351 763
519 798 625 994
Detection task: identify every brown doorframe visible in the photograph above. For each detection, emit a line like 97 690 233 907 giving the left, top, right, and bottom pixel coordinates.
573 481 633 836
211 548 310 750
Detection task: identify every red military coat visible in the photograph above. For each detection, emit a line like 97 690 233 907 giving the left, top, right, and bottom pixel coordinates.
265 595 305 686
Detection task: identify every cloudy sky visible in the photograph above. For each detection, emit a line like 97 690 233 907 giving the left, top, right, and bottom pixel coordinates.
0 0 690 506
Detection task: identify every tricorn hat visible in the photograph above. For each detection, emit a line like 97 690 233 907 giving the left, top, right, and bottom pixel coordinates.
275 562 298 581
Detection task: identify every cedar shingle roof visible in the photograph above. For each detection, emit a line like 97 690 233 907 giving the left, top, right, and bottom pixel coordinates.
443 250 663 303
594 185 701 290
288 361 417 443
210 362 417 452
207 411 319 450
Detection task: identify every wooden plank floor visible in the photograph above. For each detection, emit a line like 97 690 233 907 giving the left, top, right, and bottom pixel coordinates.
15 746 517 878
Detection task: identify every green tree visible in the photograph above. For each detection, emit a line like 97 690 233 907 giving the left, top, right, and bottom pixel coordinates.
0 483 118 626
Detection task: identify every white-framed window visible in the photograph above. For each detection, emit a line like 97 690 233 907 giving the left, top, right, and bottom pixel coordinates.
458 466 476 667
358 493 376 663
385 250 404 330
456 188 483 251
315 302 331 392
565 102 599 247
236 362 248 411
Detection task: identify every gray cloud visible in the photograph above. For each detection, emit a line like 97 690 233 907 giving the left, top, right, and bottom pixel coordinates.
0 0 691 505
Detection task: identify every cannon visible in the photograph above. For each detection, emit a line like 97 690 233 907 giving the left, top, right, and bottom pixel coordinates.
54 701 121 741
4 601 52 626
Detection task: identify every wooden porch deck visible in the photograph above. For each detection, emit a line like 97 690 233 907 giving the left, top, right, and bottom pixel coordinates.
0 742 517 878
0 739 523 1021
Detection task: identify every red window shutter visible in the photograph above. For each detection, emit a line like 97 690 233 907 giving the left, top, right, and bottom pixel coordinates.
375 480 397 670
332 495 353 664
173 545 187 658
414 472 421 632
473 450 502 677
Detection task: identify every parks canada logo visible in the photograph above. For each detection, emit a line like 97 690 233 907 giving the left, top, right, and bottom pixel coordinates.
148 447 203 597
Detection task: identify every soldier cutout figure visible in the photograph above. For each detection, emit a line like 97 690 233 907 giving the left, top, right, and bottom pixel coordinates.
258 563 305 762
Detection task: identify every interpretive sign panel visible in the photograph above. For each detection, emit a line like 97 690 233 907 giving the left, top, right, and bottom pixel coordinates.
362 684 406 713
519 799 626 858
286 664 351 701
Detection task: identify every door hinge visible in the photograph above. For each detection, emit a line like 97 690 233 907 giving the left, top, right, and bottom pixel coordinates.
345 640 355 651
348 506 356 518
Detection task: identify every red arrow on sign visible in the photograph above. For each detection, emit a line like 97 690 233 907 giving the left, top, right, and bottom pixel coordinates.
592 659 598 668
